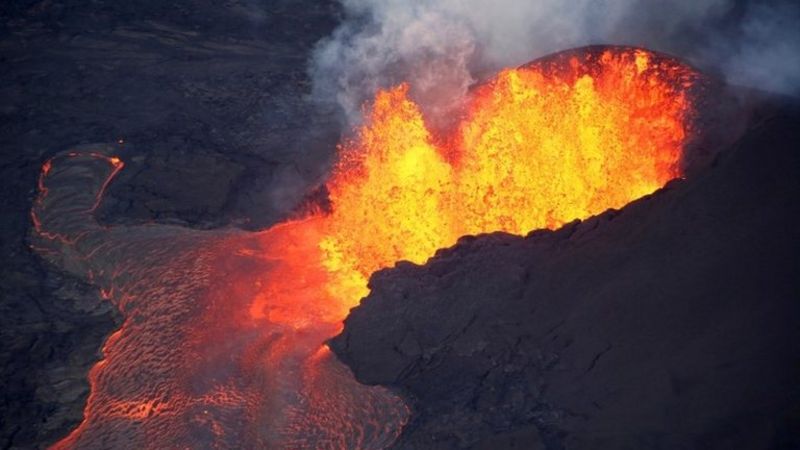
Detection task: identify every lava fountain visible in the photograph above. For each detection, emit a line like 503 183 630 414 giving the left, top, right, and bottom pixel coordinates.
32 47 700 449
316 46 697 312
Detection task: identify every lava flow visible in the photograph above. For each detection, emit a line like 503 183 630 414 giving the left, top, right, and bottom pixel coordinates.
34 47 699 449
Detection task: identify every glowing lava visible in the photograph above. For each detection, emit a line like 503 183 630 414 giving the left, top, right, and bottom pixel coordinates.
35 47 699 449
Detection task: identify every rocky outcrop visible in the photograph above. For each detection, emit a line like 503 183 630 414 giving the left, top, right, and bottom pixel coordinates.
331 97 800 449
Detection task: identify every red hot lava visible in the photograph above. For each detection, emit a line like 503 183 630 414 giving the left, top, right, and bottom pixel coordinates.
32 47 699 449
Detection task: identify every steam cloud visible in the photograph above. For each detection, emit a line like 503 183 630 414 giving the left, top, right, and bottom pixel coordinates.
310 0 800 125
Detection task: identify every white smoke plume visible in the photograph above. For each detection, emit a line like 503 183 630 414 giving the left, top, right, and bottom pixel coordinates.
310 0 800 125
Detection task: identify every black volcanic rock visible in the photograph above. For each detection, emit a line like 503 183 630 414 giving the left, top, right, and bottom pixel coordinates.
330 97 800 449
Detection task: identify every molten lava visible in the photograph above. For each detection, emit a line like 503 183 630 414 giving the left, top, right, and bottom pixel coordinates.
36 47 699 449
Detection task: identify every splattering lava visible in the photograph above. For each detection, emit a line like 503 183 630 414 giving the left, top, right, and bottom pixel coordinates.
32 47 698 449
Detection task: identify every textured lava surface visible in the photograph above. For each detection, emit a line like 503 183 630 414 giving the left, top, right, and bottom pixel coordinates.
31 152 408 449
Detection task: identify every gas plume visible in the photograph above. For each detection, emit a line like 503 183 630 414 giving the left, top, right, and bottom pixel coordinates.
310 0 800 124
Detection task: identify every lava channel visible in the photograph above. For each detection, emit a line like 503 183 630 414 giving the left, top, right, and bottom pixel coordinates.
32 46 700 449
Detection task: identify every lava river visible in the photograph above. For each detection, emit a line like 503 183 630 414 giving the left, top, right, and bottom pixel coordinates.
32 47 699 449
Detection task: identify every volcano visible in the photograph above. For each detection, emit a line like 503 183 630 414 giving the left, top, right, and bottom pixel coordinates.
22 43 800 450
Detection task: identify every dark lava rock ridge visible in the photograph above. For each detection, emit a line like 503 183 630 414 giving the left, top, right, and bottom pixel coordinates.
331 95 800 449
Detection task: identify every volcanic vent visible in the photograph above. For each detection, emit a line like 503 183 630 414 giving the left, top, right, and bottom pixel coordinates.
32 46 705 448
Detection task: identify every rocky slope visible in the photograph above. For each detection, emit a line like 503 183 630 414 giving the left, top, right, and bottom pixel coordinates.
331 96 800 449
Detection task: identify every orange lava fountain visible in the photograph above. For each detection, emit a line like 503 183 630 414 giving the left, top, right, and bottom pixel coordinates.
38 47 698 449
262 47 697 325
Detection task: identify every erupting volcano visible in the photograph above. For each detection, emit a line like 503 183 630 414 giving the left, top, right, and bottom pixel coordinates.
33 47 701 448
